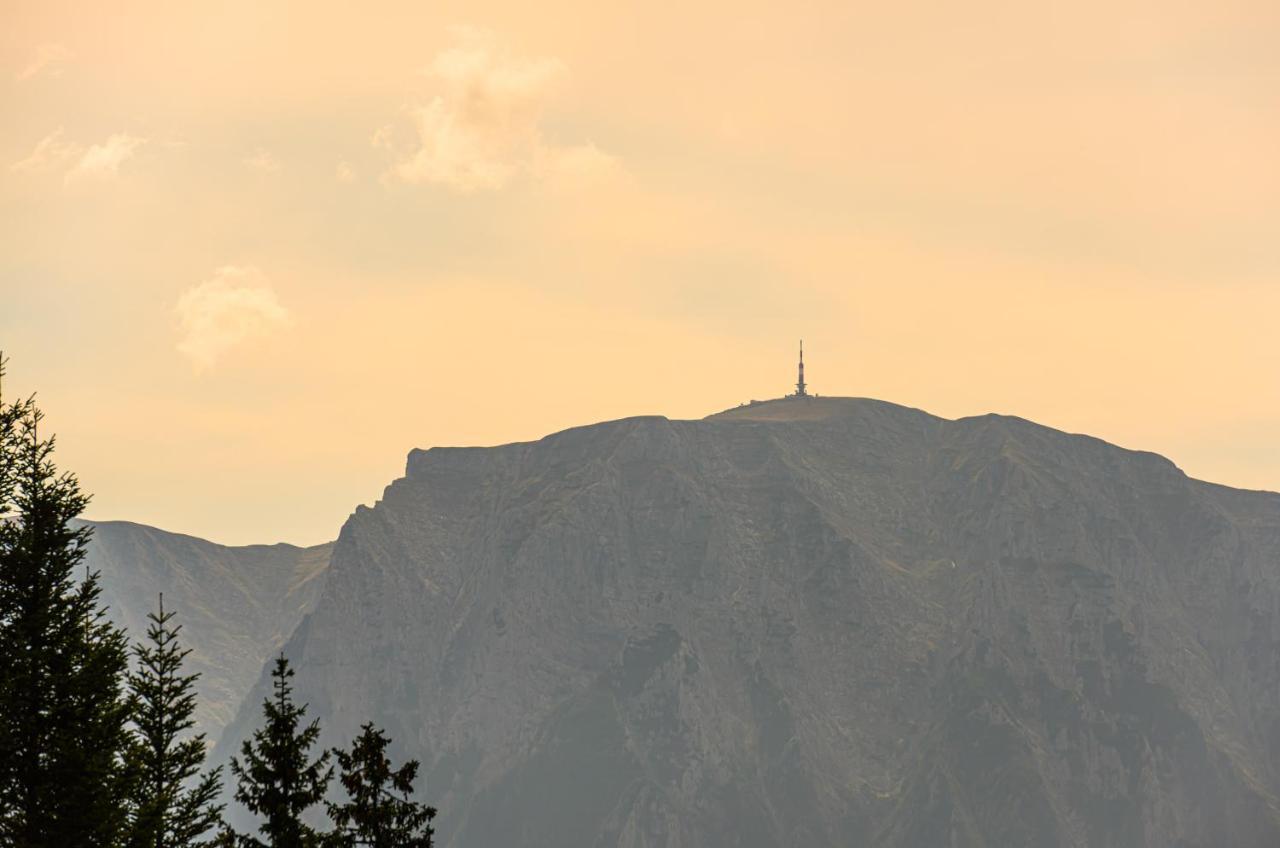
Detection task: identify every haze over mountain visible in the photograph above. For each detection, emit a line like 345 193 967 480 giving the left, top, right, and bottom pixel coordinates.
80 520 332 740
199 396 1280 847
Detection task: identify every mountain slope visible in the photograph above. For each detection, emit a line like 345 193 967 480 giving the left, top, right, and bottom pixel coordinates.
218 397 1280 847
82 520 333 740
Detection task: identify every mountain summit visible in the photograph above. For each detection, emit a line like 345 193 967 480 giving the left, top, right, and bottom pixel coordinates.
209 398 1280 846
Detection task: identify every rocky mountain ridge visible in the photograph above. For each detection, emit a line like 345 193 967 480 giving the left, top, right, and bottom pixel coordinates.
135 397 1280 846
81 520 332 740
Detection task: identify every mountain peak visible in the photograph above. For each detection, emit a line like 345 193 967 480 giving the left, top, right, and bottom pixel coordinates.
212 394 1280 846
707 395 935 423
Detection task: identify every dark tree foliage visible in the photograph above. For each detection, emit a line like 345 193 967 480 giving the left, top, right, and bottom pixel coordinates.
0 355 134 847
230 655 333 848
125 594 224 847
328 723 436 848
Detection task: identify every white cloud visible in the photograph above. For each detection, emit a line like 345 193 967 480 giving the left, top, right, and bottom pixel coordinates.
175 267 292 371
335 161 356 183
12 130 149 184
380 27 611 192
536 142 623 189
370 124 396 150
64 133 146 183
10 128 81 173
394 97 522 191
16 43 72 81
244 149 281 173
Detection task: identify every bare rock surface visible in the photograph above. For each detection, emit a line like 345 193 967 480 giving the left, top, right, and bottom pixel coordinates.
81 520 332 740
218 397 1280 847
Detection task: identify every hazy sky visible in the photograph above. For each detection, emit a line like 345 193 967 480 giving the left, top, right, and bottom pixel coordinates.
2 1 1278 545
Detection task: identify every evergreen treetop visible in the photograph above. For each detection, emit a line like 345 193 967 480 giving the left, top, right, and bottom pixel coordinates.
125 593 224 847
230 655 333 848
0 354 133 847
328 723 436 848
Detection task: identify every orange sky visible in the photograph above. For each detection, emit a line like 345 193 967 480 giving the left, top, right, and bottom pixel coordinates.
2 1 1278 545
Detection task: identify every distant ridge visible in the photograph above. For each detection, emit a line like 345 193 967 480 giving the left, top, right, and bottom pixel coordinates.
80 519 334 740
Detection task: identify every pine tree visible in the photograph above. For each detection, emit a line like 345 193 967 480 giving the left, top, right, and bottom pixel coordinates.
328 724 436 848
125 593 224 847
0 355 134 847
230 655 333 848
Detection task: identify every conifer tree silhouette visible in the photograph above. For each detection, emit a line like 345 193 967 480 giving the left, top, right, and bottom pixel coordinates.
124 593 224 847
328 723 436 848
229 655 332 848
0 354 133 847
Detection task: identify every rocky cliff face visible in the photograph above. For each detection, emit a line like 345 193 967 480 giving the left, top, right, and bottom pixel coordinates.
218 397 1280 847
82 520 332 740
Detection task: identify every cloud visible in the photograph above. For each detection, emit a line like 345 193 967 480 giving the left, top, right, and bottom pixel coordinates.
64 133 146 183
244 149 281 173
379 27 611 192
536 142 624 189
16 43 72 81
335 161 356 183
370 124 396 150
394 97 522 191
10 128 81 173
12 130 148 183
175 267 292 370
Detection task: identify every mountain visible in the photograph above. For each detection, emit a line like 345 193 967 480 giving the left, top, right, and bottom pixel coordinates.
81 520 333 741
216 397 1280 847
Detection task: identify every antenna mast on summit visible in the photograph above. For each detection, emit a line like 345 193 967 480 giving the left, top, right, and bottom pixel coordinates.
795 340 808 397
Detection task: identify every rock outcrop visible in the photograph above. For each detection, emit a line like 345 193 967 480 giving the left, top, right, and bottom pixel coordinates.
217 397 1280 847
